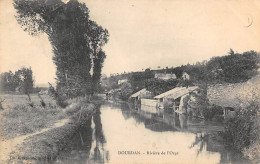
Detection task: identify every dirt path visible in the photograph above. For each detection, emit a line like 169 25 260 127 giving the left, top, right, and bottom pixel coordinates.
0 118 70 162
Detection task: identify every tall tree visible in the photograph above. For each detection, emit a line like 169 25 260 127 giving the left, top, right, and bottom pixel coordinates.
87 20 108 94
13 0 109 98
92 50 106 94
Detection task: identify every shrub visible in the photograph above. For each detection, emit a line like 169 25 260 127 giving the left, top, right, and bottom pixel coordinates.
203 104 223 120
119 82 133 101
0 98 5 110
223 101 259 157
48 83 68 108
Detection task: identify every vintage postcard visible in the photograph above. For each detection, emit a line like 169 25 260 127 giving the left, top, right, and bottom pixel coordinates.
0 0 260 164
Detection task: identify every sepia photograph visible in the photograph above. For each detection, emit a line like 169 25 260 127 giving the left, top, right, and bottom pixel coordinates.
0 0 260 163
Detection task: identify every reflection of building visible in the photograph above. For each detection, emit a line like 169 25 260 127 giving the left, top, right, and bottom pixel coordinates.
154 73 177 80
179 114 188 129
140 102 158 113
154 86 198 111
162 113 175 127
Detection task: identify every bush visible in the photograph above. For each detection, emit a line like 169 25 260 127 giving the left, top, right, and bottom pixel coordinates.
119 82 133 101
48 83 68 108
223 102 259 157
203 104 223 120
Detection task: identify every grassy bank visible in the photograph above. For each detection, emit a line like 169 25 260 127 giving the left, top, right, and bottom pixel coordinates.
0 94 67 140
10 103 96 162
223 102 260 164
0 94 105 163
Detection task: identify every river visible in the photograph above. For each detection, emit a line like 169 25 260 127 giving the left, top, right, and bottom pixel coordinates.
53 101 250 164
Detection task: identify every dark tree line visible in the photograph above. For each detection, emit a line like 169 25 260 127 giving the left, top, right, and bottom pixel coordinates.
0 67 34 94
13 0 109 98
145 79 179 96
169 49 260 84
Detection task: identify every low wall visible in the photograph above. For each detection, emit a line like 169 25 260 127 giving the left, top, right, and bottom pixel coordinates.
207 83 241 108
207 80 259 108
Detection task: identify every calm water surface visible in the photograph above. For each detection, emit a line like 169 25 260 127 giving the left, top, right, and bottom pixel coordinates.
54 101 249 164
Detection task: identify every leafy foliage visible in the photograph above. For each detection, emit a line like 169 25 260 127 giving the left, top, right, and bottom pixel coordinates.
119 82 133 101
203 104 223 120
129 70 154 92
48 82 68 108
223 102 259 154
92 50 106 94
0 71 19 92
13 0 109 98
187 86 207 117
145 78 179 96
0 67 34 94
16 67 34 94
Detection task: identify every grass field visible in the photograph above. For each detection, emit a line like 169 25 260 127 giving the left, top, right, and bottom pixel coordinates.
0 94 55 109
0 94 66 140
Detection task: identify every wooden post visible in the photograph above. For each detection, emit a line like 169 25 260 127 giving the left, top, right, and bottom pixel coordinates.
173 100 176 111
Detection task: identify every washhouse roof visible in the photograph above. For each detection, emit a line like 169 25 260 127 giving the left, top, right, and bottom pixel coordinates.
154 86 198 99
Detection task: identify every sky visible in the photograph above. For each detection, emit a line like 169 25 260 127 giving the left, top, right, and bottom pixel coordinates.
0 0 260 86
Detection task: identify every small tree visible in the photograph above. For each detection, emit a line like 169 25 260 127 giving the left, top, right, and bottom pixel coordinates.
48 82 68 108
187 85 208 118
0 98 5 110
0 71 20 93
15 67 34 94
120 82 133 100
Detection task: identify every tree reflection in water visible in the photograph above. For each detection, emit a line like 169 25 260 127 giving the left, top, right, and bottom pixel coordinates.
92 104 109 164
189 133 251 164
54 105 109 164
189 133 208 157
54 118 93 164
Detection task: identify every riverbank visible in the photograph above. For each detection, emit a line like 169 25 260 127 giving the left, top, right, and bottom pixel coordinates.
0 94 105 163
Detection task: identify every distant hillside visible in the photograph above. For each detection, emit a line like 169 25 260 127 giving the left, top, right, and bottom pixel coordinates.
102 50 260 93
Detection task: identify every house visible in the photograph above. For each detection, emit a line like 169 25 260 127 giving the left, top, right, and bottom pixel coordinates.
130 88 153 103
154 73 177 80
182 72 190 80
154 86 198 111
118 79 128 85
